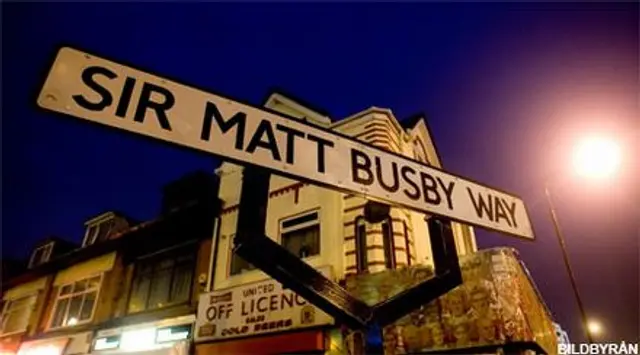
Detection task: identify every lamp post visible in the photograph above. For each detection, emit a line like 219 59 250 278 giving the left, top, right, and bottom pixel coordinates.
543 135 622 343
544 184 593 344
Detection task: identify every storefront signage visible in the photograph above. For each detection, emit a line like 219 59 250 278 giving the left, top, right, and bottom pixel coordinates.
17 338 69 355
93 323 193 351
195 267 334 342
93 337 119 351
156 325 191 343
120 329 157 352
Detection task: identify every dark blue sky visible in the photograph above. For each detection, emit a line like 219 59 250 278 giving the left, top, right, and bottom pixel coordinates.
3 2 638 343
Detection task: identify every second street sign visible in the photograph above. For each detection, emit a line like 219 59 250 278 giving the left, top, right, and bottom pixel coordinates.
37 46 534 239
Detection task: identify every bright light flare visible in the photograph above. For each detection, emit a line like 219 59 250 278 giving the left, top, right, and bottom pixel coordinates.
587 319 603 336
120 328 157 351
573 137 621 180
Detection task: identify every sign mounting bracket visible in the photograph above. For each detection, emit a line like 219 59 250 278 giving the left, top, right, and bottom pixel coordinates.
233 166 462 331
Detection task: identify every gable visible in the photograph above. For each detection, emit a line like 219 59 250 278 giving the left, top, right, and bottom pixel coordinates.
404 115 443 169
263 92 331 127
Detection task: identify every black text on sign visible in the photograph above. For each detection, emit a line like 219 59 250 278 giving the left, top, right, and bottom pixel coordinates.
37 46 534 239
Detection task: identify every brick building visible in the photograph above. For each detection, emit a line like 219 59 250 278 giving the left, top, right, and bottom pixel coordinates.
192 91 557 355
1 172 220 355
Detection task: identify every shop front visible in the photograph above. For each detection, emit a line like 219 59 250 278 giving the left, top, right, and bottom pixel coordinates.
0 335 23 355
194 271 334 355
17 331 93 355
90 316 193 355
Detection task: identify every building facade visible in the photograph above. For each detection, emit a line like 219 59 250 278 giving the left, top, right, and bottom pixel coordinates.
1 172 220 355
4 90 556 355
193 91 480 355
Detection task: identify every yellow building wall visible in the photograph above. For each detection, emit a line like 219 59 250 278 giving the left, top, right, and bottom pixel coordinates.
38 252 119 332
2 277 48 301
213 175 344 290
211 101 479 293
53 252 116 286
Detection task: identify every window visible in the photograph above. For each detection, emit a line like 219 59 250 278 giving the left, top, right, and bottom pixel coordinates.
381 217 395 269
28 243 54 269
426 217 455 262
1 295 37 334
355 217 368 273
280 211 320 258
229 235 256 276
50 275 102 329
85 225 98 246
127 250 194 314
83 219 115 247
403 221 411 266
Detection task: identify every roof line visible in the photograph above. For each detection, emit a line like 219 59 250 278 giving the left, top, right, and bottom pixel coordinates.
262 87 332 118
401 112 445 169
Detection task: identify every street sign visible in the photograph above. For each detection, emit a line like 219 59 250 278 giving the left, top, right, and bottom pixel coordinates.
37 46 534 239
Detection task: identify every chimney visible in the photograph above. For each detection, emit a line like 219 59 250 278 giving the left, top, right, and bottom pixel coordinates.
161 171 220 214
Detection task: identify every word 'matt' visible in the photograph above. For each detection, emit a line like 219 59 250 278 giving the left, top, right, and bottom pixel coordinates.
37 46 534 239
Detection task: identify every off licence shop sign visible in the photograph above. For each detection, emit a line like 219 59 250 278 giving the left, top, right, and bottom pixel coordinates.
195 269 333 341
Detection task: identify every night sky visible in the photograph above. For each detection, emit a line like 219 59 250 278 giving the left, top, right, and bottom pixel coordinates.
3 2 638 343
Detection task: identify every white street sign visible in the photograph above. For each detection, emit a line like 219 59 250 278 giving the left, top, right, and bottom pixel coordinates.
37 46 535 239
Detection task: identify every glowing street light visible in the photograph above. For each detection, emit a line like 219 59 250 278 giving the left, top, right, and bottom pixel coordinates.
573 136 622 180
545 135 621 344
587 319 603 337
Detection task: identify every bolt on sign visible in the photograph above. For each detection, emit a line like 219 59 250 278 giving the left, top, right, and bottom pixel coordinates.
195 267 333 342
37 46 534 240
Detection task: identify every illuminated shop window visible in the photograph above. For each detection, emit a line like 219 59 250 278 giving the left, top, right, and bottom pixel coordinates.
93 324 193 352
50 275 102 329
94 335 120 351
156 324 192 343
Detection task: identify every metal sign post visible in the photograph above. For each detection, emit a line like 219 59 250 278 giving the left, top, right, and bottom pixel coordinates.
232 166 462 332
